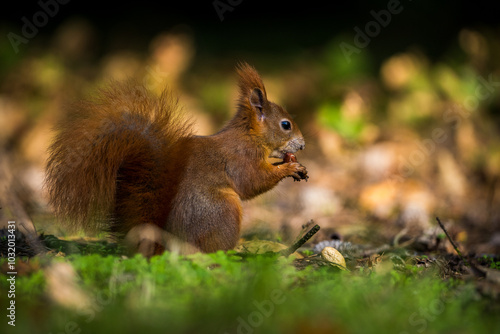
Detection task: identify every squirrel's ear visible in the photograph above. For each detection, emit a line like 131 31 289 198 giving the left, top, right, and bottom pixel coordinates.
236 62 268 120
250 88 265 119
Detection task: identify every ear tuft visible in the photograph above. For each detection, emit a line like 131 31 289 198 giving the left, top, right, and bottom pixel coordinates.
236 62 267 101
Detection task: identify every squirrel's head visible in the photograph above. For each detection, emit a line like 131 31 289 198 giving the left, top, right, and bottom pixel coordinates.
235 62 305 159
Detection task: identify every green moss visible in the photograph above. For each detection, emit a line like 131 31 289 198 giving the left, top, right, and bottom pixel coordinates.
1 250 498 334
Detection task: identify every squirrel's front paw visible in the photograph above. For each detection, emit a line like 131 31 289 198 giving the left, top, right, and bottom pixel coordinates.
287 162 308 182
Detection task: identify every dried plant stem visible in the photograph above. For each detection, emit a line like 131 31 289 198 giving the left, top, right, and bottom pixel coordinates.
436 216 469 267
281 222 320 257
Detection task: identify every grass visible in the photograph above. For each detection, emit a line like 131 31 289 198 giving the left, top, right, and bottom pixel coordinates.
2 244 499 334
479 254 500 270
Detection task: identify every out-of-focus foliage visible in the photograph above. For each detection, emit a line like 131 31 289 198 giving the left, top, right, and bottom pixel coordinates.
1 250 498 334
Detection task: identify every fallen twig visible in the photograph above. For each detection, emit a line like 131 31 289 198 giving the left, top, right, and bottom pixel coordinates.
291 219 315 245
436 217 486 278
435 216 469 266
280 222 320 257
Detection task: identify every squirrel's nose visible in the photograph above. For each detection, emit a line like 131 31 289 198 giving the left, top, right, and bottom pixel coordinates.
298 137 305 150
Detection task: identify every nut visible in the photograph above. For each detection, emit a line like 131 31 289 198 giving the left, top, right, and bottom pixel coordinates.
321 246 347 270
284 153 297 163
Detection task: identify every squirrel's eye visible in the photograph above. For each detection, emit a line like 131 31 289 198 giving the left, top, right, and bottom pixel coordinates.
280 120 291 131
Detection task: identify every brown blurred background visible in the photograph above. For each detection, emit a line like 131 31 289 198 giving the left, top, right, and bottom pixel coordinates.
1 0 499 254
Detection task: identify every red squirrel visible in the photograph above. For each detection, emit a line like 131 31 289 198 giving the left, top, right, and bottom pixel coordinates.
45 62 308 256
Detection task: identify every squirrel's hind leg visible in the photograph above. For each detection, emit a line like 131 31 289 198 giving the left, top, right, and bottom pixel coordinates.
168 187 242 253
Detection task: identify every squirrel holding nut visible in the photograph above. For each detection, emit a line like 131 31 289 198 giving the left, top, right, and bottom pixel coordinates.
45 62 308 256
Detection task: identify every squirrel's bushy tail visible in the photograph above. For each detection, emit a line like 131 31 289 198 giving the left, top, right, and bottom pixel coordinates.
45 82 191 234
